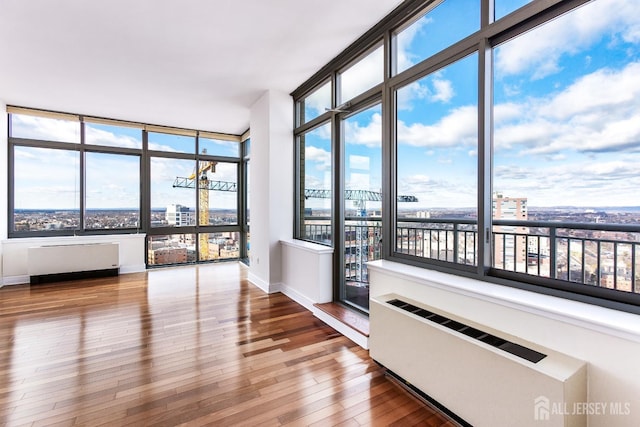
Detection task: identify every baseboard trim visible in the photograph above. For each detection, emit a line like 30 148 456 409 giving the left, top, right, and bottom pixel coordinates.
2 275 30 286
247 273 281 293
279 283 316 312
120 264 147 274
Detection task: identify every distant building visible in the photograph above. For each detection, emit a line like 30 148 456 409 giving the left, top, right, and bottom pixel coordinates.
148 247 188 265
166 204 194 226
493 194 528 269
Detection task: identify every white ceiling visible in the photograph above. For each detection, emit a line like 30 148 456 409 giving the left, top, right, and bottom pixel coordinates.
0 0 402 135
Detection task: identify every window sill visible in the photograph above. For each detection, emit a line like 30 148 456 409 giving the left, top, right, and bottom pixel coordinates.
281 238 333 254
367 260 640 344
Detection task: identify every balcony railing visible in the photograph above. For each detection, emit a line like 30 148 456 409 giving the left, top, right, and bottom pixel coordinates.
396 218 478 266
303 216 640 295
491 219 640 293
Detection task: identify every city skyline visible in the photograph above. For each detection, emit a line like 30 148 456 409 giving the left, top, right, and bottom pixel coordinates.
9 0 640 217
303 0 640 212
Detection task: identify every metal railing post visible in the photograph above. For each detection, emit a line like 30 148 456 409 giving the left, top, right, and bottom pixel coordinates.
453 223 459 264
549 226 557 279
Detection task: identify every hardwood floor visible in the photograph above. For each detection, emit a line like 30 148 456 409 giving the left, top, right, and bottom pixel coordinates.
0 263 453 426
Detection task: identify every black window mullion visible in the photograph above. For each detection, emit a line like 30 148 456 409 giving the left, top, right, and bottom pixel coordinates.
79 120 86 233
141 130 151 233
7 137 15 236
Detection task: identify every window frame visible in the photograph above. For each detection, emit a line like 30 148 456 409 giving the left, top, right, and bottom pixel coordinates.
294 119 334 246
291 0 640 314
145 132 242 266
337 42 385 106
7 107 246 269
8 121 144 237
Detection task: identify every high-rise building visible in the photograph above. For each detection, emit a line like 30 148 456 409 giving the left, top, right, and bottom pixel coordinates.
492 194 528 270
166 204 194 226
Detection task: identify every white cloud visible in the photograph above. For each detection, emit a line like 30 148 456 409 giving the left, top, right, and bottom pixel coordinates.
208 161 237 183
12 115 80 143
494 102 524 124
544 63 640 121
304 83 331 117
151 157 192 181
431 78 454 102
394 15 460 110
398 173 476 208
397 81 429 111
14 147 79 209
85 126 141 149
349 155 370 171
494 157 640 206
495 61 640 155
13 148 38 160
495 0 640 80
147 139 181 152
86 154 139 208
396 15 434 71
544 153 567 162
348 172 375 191
344 112 382 147
340 46 384 102
304 174 324 189
12 115 146 150
305 145 331 171
397 75 455 111
397 105 477 148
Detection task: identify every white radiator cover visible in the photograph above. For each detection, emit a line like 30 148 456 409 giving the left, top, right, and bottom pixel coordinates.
370 293 587 427
28 243 119 276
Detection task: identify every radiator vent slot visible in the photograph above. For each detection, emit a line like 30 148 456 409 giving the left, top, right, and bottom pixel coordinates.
387 298 547 363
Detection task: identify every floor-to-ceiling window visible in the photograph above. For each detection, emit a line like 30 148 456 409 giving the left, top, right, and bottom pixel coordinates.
492 0 640 293
294 40 386 313
7 107 245 268
297 122 332 245
395 53 479 267
293 0 640 313
340 102 383 311
9 110 142 235
146 130 241 266
241 137 251 265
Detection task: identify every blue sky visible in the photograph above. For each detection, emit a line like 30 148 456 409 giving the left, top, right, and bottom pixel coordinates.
11 0 640 213
12 118 239 210
492 0 640 207
395 0 479 75
303 0 640 211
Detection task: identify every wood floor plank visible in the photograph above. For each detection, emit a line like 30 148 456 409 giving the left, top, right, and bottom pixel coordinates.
0 263 453 426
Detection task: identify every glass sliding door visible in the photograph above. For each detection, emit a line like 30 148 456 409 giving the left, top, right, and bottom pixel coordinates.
340 102 382 312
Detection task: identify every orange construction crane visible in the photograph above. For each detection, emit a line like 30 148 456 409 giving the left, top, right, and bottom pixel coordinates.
173 166 237 261
190 160 216 260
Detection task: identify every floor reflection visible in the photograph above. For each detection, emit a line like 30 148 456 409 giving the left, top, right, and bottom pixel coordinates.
0 262 439 426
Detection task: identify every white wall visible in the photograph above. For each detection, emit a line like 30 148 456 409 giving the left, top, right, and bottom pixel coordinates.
368 260 640 427
279 239 368 348
248 90 293 292
0 100 7 283
2 234 146 285
280 239 333 310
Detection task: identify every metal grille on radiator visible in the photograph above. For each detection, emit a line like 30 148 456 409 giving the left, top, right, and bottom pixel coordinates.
387 298 546 363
